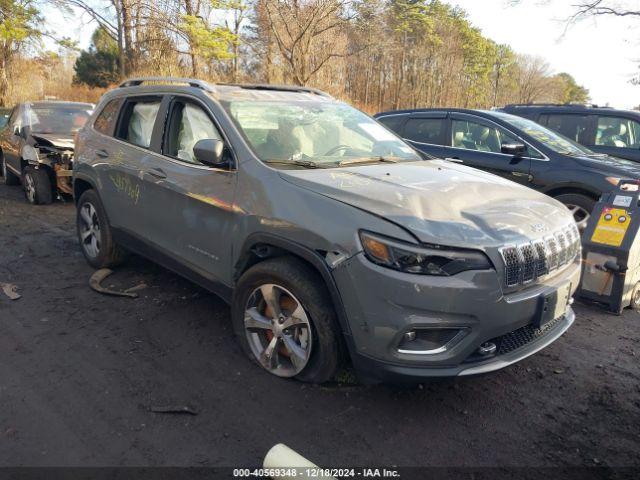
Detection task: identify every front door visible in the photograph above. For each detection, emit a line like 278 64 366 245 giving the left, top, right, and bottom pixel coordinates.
445 113 533 187
3 106 24 175
140 95 238 286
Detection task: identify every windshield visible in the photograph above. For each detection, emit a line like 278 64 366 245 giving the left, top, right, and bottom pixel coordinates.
493 111 597 156
28 107 91 135
222 99 421 167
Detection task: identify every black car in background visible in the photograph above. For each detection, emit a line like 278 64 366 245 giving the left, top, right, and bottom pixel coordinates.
501 104 640 163
375 108 640 230
0 101 93 204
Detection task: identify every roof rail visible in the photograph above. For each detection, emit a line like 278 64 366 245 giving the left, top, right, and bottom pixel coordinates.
119 77 215 92
217 83 332 97
505 103 602 109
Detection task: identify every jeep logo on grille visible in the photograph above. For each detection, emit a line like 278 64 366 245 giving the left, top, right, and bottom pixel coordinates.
530 223 548 233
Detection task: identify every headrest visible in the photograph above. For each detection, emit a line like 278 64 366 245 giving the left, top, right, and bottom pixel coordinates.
619 123 627 136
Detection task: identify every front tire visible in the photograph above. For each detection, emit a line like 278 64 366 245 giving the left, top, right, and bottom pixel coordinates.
232 257 342 383
23 166 53 205
76 189 127 268
555 193 595 232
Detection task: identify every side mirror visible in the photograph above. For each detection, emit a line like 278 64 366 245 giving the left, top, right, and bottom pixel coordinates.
501 143 527 156
13 126 21 137
193 139 227 168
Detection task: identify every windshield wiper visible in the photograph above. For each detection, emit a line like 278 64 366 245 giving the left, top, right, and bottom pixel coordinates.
263 159 324 169
338 156 399 167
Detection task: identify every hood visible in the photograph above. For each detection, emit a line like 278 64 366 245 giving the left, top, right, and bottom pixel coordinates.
572 154 640 177
279 160 573 248
31 133 74 150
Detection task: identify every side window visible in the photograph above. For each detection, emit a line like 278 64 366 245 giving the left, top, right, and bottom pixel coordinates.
451 119 518 154
404 118 445 145
164 100 223 164
377 115 407 135
596 116 640 149
544 114 590 143
94 98 123 136
116 98 162 148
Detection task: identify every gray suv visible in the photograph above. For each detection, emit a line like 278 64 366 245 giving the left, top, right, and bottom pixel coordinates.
73 77 581 383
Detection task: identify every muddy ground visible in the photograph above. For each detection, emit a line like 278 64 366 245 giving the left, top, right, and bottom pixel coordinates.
0 181 639 474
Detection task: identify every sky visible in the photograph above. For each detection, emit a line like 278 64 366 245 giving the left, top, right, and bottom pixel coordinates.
448 0 639 109
43 0 640 109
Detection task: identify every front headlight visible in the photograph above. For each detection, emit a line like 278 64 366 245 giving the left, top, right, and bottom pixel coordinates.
359 231 493 276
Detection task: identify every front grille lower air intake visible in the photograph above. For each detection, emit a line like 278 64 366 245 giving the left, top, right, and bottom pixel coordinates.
499 224 580 287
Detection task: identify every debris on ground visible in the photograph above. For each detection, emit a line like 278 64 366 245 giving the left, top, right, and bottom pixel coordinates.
0 282 21 300
89 269 144 298
149 405 198 415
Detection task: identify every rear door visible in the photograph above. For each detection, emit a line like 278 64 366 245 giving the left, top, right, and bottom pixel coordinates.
92 95 165 236
140 94 238 286
400 112 451 158
589 114 640 162
445 113 533 186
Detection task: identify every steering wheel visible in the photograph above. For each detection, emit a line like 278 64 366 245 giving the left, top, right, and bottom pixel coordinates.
324 144 352 156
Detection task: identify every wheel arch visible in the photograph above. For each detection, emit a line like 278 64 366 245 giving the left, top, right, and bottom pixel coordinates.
544 185 600 201
234 233 354 341
73 175 97 205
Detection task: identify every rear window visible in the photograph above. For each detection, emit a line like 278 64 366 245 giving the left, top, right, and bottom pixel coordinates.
404 118 445 145
540 114 590 143
377 115 407 135
93 98 123 136
116 98 162 148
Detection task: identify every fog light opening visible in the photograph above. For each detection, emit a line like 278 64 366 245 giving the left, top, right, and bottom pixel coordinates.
403 331 417 343
398 328 467 355
477 342 497 357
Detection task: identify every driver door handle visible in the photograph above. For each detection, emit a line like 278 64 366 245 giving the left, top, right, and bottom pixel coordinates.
96 149 109 158
445 157 463 163
511 172 533 181
147 167 167 180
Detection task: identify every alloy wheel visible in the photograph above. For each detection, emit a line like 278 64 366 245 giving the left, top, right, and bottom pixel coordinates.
244 284 312 377
79 202 101 258
565 203 590 232
24 173 36 203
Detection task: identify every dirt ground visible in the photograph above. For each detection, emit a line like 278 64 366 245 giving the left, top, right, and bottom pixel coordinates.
0 181 639 473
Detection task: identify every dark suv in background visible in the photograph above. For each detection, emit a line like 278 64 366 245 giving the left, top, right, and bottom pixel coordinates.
375 108 640 230
502 104 640 163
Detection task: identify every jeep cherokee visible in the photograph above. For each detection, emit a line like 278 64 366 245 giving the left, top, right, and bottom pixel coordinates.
73 78 581 383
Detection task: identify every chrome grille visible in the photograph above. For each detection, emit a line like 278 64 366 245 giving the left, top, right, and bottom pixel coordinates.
502 246 521 287
520 244 536 283
533 240 548 277
556 231 568 265
499 224 580 288
546 236 559 271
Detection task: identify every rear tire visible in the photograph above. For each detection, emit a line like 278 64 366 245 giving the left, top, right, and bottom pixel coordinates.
2 156 20 186
232 256 342 383
554 193 595 232
23 166 53 205
76 189 127 268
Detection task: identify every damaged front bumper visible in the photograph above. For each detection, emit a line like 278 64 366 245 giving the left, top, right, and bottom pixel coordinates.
332 252 581 382
24 141 74 195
